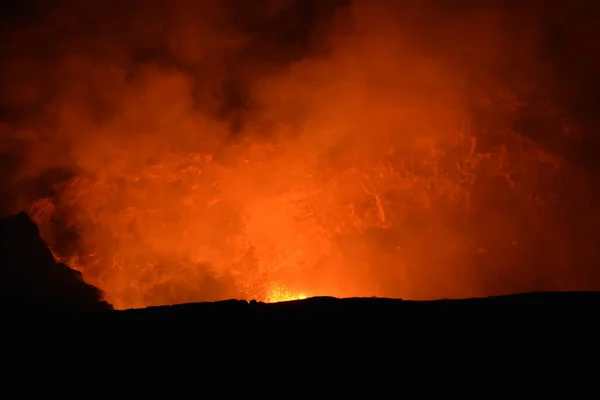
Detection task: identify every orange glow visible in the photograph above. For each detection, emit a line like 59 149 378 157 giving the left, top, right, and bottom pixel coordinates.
2 1 599 310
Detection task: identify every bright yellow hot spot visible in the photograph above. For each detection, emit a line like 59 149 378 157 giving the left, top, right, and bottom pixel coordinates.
265 284 308 303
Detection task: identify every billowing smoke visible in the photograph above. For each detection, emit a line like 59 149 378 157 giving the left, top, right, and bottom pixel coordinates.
1 0 599 309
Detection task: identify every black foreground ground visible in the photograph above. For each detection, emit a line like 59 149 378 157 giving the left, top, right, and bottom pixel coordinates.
1 211 599 320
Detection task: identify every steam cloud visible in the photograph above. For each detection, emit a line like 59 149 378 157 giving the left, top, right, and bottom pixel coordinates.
1 0 599 308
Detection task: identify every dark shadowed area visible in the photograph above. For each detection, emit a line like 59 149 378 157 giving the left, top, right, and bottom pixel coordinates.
0 212 112 312
1 0 600 310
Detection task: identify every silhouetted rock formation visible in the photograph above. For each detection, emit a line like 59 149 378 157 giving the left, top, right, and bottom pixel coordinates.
112 291 600 320
0 212 112 313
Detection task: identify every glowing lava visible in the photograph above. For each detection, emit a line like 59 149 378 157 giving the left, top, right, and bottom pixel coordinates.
265 284 308 303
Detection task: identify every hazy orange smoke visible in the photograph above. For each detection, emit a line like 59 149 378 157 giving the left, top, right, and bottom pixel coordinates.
1 0 600 309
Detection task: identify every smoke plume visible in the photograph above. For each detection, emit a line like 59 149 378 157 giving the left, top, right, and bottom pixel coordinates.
1 0 599 308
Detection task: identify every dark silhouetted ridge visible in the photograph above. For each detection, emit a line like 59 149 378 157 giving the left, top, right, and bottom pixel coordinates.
0 211 113 313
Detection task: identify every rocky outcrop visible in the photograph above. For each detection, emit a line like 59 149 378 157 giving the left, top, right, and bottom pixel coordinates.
112 292 600 320
0 212 113 313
